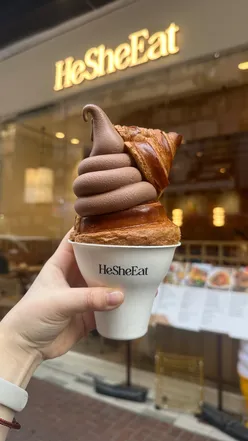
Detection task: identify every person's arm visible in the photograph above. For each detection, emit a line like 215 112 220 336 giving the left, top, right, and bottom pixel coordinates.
0 232 123 441
0 332 41 441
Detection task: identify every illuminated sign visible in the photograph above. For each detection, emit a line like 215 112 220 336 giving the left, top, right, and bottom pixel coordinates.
54 23 180 91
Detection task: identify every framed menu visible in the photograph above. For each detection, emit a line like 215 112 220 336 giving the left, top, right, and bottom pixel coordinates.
152 263 248 339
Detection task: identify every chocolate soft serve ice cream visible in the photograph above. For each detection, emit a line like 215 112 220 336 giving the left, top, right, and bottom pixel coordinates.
69 104 182 340
70 104 182 246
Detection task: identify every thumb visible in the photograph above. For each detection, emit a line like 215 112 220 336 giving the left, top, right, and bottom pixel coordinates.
57 287 124 316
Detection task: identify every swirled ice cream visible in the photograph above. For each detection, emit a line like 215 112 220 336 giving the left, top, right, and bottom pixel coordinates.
70 104 182 246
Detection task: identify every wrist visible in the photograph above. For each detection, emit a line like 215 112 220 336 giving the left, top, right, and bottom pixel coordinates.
0 324 42 389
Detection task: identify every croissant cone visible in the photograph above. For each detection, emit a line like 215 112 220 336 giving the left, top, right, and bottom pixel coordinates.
115 125 182 194
72 201 181 246
70 105 182 246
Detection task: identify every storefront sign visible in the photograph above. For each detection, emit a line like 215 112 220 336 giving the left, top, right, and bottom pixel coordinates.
53 23 180 91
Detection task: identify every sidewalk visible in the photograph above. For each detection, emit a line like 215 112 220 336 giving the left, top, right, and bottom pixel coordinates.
9 378 212 441
9 351 236 441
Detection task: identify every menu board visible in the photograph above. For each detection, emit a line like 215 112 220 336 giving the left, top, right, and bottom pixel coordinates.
152 263 248 339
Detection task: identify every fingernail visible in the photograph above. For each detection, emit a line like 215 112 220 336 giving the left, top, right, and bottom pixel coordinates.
107 291 124 306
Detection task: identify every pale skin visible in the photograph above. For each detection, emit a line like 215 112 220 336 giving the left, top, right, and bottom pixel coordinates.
0 232 124 441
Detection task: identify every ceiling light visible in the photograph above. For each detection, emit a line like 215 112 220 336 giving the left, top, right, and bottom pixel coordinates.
55 132 65 139
213 207 225 227
220 167 226 174
172 208 183 227
71 138 80 145
238 62 248 70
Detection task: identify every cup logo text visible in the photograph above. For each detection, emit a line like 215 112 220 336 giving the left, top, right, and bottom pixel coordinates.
99 264 148 276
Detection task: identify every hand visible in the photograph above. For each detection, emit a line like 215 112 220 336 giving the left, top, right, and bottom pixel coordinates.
0 232 124 361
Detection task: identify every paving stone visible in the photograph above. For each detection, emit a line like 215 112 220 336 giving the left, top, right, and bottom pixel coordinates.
8 379 213 441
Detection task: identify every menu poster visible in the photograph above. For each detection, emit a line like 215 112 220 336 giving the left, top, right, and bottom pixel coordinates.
150 294 171 327
184 263 212 288
163 262 187 285
173 286 207 331
152 262 248 339
201 266 232 334
206 267 234 291
154 283 184 327
154 284 209 331
228 267 248 339
162 262 245 291
228 292 248 339
233 267 248 293
200 289 230 334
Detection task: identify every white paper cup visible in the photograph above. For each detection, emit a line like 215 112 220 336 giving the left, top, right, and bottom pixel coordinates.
69 241 180 340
